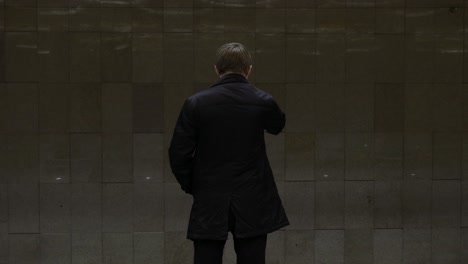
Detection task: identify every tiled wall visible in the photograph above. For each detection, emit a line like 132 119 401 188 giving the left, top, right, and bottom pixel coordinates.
0 0 468 263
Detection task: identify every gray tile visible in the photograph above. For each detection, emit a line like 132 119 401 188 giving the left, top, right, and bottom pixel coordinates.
344 229 373 264
374 133 404 180
404 133 432 179
432 180 461 228
285 133 314 181
316 34 346 82
404 84 433 131
163 8 193 32
315 83 345 131
463 181 468 227
375 83 404 132
345 133 374 180
433 132 462 179
71 233 102 264
100 7 131 32
133 133 164 183
163 33 194 82
101 83 132 133
5 7 36 31
9 234 40 264
134 232 164 264
39 83 70 133
38 32 69 82
40 234 71 264
402 228 431 264
69 8 100 31
265 133 285 181
8 183 39 233
375 35 405 82
131 7 163 32
38 8 69 31
285 230 314 264
315 229 344 264
285 34 317 82
133 183 164 232
255 33 285 83
40 134 70 183
71 183 102 232
6 83 38 133
432 228 461 264
70 134 102 183
434 35 463 83
256 9 285 33
315 133 345 181
345 83 374 132
374 180 402 228
284 181 314 229
345 181 373 229
132 33 163 82
164 231 193 264
345 35 375 82
285 83 315 132
103 233 133 264
69 32 101 82
403 180 431 228
433 84 463 131
5 32 38 82
101 33 132 82
69 83 101 133
373 229 402 264
266 231 285 264
132 84 164 133
405 35 435 82
103 183 133 232
103 134 132 183
40 183 71 233
164 182 192 231
7 134 39 183
315 181 344 229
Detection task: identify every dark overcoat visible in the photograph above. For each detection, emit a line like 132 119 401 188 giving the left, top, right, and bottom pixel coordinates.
168 73 289 240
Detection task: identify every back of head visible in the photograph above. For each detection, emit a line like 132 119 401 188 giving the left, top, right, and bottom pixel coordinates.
215 43 252 75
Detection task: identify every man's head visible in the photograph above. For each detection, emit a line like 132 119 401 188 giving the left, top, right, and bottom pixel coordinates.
214 42 253 78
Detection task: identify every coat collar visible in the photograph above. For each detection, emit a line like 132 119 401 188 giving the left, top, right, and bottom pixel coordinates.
210 73 249 88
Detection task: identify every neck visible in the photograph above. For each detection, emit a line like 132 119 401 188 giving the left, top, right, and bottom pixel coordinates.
219 71 246 78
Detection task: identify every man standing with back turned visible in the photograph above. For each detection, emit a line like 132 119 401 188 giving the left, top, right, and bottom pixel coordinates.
168 42 289 264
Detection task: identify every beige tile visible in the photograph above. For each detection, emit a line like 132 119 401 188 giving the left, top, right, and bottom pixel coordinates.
256 8 285 33
463 181 468 226
100 7 132 32
463 228 468 263
133 0 163 7
432 180 461 228
38 83 69 133
256 0 284 8
71 233 102 264
223 8 255 33
9 183 40 233
132 33 163 82
69 32 100 82
404 84 433 131
434 7 464 34
37 0 68 7
284 181 314 230
70 133 102 183
5 0 36 6
7 134 39 184
225 0 255 8
464 133 468 180
316 9 346 33
374 132 404 180
432 84 463 132
102 183 133 232
375 35 405 82
0 33 4 82
163 33 194 82
404 133 432 180
39 183 71 232
69 7 100 31
38 32 69 82
255 33 285 83
345 132 374 180
432 228 461 264
133 133 164 183
40 234 71 264
346 9 375 33
315 83 345 131
69 0 99 7
5 32 38 82
285 0 315 7
315 181 344 229
102 134 133 183
345 83 374 132
164 232 193 264
100 0 131 7
375 0 404 7
344 229 373 264
285 133 314 181
194 8 224 33
164 182 192 231
5 7 36 31
373 229 402 264
403 180 431 228
132 84 164 132
285 34 316 82
39 134 70 183
374 180 402 228
285 9 315 33
374 83 404 132
345 34 375 82
163 8 193 32
315 132 345 181
194 33 225 83
315 230 344 264
375 8 405 34
347 0 374 7
434 34 463 83
285 83 315 132
101 83 132 133
265 133 285 181
69 83 101 133
103 233 133 264
316 34 345 82
71 183 102 232
433 132 462 179
405 34 435 82
134 232 164 264
0 137 6 184
402 229 431 264
6 83 38 133
405 8 436 33
133 183 164 231
194 0 224 7
9 234 40 264
101 32 132 82
132 7 163 32
285 230 314 263
38 8 69 31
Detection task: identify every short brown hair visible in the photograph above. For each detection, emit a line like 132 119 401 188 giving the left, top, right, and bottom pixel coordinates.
215 42 252 75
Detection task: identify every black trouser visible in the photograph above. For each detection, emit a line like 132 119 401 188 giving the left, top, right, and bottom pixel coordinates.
193 234 267 264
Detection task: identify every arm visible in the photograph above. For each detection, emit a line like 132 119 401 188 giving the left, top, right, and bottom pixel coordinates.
265 97 286 135
168 98 198 194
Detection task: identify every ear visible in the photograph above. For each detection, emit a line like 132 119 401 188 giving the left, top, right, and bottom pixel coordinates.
245 65 253 78
214 65 221 76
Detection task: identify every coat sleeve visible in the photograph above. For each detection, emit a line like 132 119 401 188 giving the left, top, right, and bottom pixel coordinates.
168 97 198 194
264 96 286 135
